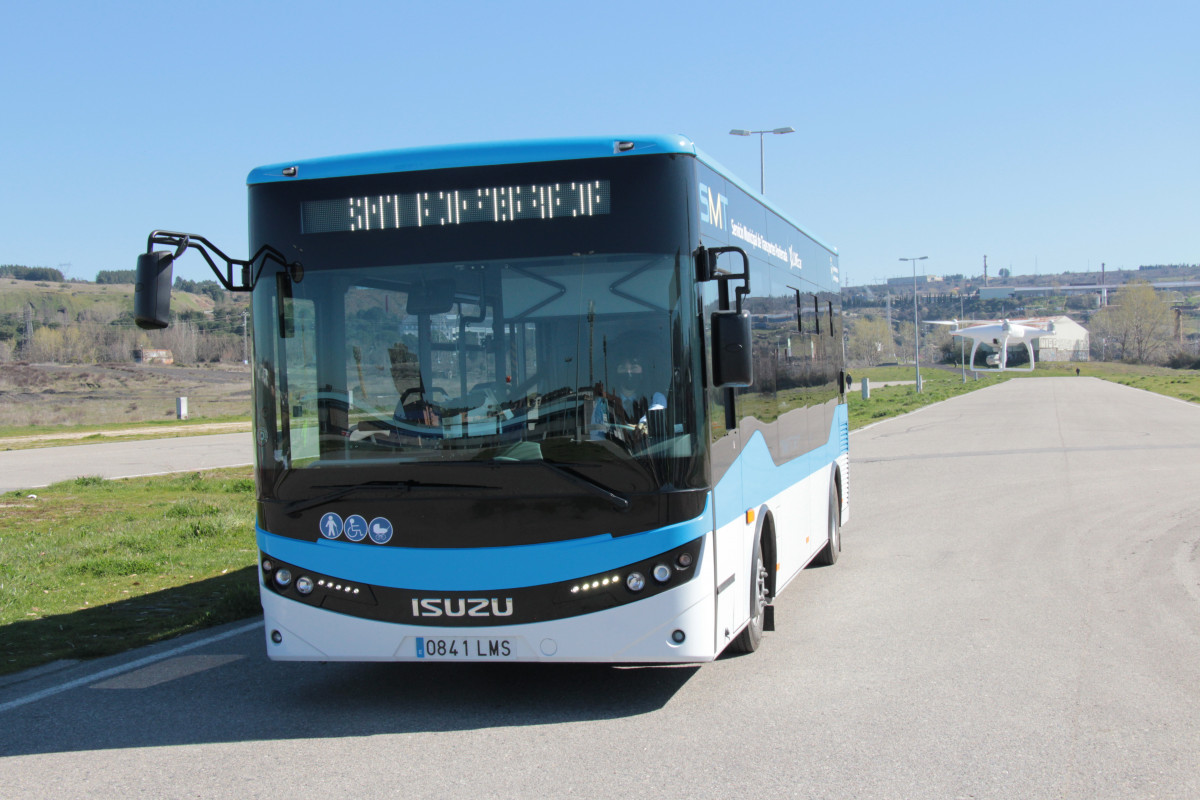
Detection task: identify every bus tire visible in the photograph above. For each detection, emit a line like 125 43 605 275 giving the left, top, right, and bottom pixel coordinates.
813 478 841 567
730 535 769 653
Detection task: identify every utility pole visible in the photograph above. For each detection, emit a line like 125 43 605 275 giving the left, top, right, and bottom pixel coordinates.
960 293 967 382
886 293 895 359
983 255 988 287
900 256 928 394
22 303 34 355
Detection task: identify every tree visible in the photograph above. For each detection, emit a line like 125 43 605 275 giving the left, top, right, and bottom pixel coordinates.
1089 282 1173 363
96 269 137 284
847 315 893 366
0 265 64 282
895 321 916 364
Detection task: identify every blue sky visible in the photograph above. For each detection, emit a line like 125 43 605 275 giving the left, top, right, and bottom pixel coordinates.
2 0 1196 286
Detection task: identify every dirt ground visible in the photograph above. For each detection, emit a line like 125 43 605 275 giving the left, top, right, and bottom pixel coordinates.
0 362 253 430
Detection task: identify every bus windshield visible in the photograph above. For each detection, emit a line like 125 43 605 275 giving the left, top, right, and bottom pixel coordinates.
254 251 705 499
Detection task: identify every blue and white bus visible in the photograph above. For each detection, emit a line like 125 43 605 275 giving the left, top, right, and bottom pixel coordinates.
134 135 849 662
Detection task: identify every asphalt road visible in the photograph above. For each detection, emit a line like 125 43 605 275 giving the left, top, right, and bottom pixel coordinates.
1 377 1197 799
0 432 253 492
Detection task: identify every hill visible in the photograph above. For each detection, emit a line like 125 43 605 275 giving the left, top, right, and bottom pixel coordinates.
0 276 247 364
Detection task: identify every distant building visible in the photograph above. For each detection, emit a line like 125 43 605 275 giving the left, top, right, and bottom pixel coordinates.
887 274 943 290
979 285 1064 300
1032 316 1089 363
133 348 174 365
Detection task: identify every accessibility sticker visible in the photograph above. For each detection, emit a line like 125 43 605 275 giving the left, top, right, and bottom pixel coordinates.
368 517 394 544
343 514 368 542
319 512 343 540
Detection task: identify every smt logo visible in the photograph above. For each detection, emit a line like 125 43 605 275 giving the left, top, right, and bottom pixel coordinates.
699 182 728 231
410 597 515 617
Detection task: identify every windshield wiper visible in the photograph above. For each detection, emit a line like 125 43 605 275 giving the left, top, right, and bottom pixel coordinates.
282 479 499 515
524 461 630 511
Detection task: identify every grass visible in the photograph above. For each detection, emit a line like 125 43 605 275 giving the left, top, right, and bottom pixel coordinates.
1021 361 1200 404
0 413 251 437
0 362 253 431
0 467 260 676
847 366 1011 429
0 415 252 451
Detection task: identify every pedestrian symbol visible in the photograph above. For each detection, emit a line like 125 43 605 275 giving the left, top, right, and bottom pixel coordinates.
319 512 343 540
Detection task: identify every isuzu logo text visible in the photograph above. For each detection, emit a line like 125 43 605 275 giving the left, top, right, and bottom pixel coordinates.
410 597 515 617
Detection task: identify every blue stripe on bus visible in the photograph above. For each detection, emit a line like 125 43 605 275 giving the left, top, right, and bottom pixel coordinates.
712 404 849 529
247 135 698 184
257 498 712 592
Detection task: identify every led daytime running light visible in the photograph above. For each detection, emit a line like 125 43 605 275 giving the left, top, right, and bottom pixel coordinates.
571 574 621 594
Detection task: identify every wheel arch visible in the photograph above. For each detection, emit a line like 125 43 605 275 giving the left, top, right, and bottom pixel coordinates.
832 463 846 527
753 504 779 601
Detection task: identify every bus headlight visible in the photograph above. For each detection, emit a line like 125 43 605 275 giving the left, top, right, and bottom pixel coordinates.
274 568 293 588
295 575 315 595
652 564 672 583
626 572 646 592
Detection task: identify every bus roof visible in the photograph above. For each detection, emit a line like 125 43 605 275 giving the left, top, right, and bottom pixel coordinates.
247 136 697 184
248 135 837 255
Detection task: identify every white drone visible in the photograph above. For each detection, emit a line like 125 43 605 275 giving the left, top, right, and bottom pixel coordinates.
927 317 1056 372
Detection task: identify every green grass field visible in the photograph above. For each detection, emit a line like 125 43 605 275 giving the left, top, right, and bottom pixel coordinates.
0 468 260 676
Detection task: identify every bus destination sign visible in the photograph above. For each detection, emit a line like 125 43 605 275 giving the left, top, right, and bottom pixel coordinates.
302 180 611 234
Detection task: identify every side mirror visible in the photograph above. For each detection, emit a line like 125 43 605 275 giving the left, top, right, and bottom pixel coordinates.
711 309 753 388
134 251 174 329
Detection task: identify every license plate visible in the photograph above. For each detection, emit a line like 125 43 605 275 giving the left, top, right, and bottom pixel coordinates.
413 637 516 660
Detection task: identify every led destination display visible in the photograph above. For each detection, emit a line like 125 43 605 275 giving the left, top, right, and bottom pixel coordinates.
302 180 611 234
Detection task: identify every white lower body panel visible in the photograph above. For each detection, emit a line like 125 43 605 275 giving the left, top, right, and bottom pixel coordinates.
259 538 719 663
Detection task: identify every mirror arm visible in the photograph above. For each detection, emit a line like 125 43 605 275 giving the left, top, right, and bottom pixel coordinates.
697 246 751 313
144 230 301 292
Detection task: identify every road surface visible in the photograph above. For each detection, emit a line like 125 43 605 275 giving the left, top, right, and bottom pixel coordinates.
0 432 253 492
1 377 1197 798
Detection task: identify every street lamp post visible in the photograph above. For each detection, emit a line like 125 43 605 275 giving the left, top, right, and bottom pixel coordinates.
729 127 795 194
959 293 967 383
899 256 928 393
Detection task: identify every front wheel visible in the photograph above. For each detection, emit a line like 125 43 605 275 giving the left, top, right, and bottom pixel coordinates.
730 540 769 653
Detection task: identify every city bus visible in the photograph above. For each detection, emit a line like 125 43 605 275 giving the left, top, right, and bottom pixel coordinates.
134 135 849 662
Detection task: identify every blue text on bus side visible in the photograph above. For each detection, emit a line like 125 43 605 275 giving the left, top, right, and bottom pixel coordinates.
699 183 728 231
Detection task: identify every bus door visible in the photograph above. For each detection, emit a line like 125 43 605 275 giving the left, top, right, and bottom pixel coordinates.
702 275 748 647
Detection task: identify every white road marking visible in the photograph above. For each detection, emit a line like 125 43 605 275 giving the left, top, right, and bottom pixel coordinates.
0 619 261 714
